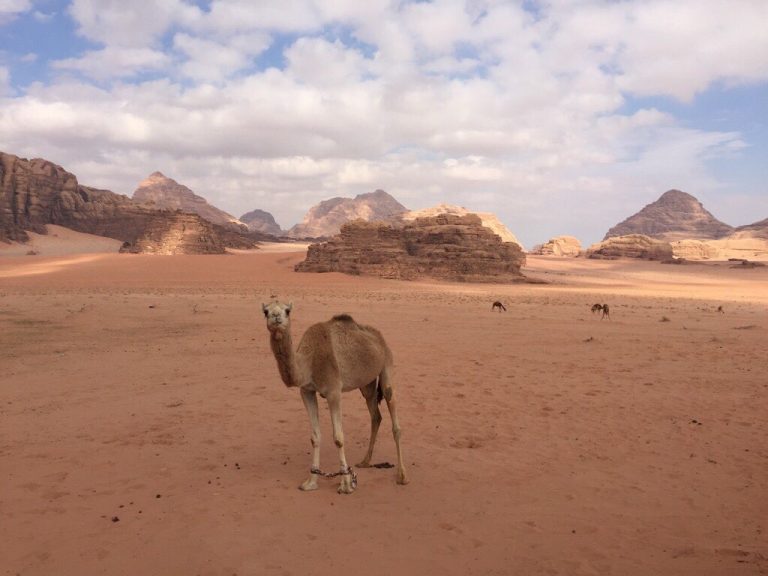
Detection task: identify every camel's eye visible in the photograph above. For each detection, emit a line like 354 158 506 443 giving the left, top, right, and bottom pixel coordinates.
263 309 269 318
285 308 290 317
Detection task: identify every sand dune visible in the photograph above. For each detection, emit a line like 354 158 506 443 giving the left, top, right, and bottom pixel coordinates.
1 250 766 575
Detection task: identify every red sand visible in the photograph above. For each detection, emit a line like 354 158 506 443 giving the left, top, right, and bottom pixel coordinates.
1 249 766 575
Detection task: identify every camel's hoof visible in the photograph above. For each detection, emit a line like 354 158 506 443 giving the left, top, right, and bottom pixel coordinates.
299 478 318 491
355 460 371 468
337 478 356 494
397 470 409 485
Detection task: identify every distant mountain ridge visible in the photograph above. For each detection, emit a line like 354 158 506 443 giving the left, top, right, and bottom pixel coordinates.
239 209 283 236
0 151 260 253
133 171 245 230
604 189 734 241
287 189 407 238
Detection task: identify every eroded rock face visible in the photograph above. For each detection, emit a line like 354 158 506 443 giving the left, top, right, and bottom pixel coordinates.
395 204 522 248
295 213 526 282
287 189 406 238
239 208 283 236
133 172 245 230
0 152 258 253
604 190 733 241
587 234 674 260
531 235 582 257
671 232 768 261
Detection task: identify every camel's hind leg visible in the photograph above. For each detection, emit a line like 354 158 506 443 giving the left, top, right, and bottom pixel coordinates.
356 380 382 468
379 367 409 485
327 390 355 494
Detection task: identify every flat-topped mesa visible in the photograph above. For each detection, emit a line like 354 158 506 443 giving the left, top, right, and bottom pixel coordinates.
394 204 523 248
604 189 734 241
530 235 582 257
587 234 674 260
296 213 526 282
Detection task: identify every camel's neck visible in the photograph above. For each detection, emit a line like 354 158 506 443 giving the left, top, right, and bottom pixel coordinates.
269 329 306 388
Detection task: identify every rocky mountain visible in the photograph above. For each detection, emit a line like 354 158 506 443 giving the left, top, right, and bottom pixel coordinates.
587 234 674 260
239 209 283 236
736 217 768 239
604 190 733 241
530 236 582 257
287 189 406 238
0 151 259 253
395 204 523 248
296 213 526 282
133 171 245 230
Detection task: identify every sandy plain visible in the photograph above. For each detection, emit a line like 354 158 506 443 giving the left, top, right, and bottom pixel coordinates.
1 234 767 576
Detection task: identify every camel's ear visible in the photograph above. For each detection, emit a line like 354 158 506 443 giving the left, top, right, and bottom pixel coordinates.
261 303 268 317
286 302 293 315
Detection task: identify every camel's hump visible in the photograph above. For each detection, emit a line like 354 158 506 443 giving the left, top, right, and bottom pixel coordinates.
332 313 355 322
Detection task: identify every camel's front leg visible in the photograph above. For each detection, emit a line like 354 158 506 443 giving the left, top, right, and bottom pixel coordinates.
299 388 321 491
327 392 355 494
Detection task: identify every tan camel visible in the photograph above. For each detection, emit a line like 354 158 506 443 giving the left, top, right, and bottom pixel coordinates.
262 301 408 494
491 301 507 312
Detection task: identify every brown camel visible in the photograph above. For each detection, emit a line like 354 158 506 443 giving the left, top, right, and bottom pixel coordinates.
591 303 610 319
262 301 408 494
491 301 507 312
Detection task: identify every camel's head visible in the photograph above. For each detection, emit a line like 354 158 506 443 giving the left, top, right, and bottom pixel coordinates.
262 301 292 337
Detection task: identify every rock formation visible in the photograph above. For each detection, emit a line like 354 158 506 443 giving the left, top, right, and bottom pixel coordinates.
736 217 768 239
587 234 674 260
287 189 406 238
670 232 768 261
530 235 582 257
133 171 245 230
239 208 283 236
395 204 523 248
295 213 526 282
604 190 733 241
0 151 259 253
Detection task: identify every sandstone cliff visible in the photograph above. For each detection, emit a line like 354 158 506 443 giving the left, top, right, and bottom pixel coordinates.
295 213 526 282
587 234 674 260
604 190 733 241
671 232 768 262
287 189 406 238
0 152 259 253
395 204 522 248
239 209 283 236
530 236 582 257
133 171 245 230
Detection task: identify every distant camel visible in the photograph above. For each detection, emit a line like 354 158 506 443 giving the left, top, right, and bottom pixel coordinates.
592 303 610 319
262 301 407 494
717 305 724 314
492 301 507 312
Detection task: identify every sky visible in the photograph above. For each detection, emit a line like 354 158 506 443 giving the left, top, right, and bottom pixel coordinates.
1 0 767 247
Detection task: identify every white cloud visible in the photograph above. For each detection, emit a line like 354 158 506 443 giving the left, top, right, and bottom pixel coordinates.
173 32 270 82
0 65 11 95
51 47 171 80
0 0 30 24
68 0 203 47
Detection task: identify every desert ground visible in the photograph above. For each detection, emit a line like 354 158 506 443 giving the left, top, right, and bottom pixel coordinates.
1 234 766 576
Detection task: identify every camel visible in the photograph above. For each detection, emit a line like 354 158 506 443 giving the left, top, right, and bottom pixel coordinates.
262 301 408 494
491 301 506 312
591 303 610 319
